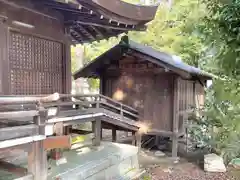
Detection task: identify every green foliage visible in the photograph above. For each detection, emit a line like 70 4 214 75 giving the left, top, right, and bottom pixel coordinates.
201 0 240 76
189 0 240 162
129 0 207 67
190 78 240 162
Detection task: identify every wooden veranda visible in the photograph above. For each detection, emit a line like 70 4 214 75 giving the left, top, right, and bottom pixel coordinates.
0 93 144 179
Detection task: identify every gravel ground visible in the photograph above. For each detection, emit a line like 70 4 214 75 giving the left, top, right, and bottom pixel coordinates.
101 129 240 180
147 162 237 180
138 149 239 180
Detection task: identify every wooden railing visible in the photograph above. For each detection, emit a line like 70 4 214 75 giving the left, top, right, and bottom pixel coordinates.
0 93 139 141
0 94 59 147
0 93 138 119
18 93 140 120
60 94 139 119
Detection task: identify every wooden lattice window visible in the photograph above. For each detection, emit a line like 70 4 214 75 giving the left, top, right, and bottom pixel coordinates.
9 31 63 95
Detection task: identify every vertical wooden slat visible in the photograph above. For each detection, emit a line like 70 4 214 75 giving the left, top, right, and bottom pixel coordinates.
1 21 10 94
63 38 72 94
172 76 180 157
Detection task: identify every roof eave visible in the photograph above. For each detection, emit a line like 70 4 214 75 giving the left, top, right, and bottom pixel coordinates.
35 0 158 44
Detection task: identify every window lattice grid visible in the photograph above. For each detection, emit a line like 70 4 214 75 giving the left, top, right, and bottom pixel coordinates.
9 31 63 95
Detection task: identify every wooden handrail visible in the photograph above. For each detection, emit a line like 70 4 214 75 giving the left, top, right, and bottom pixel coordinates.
0 93 138 113
0 110 39 119
98 94 137 112
0 93 60 105
0 93 139 122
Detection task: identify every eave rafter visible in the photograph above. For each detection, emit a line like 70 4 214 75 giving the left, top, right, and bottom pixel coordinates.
32 0 158 44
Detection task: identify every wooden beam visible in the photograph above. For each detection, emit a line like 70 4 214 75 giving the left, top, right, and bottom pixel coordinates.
0 110 38 119
43 136 71 150
90 26 104 38
128 51 192 79
70 129 92 134
70 28 84 42
0 160 28 176
0 125 38 141
68 20 135 31
75 24 95 40
117 135 134 143
0 135 45 149
0 0 58 20
146 129 174 137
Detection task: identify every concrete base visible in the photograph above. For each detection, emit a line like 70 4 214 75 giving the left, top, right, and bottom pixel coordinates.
48 142 142 180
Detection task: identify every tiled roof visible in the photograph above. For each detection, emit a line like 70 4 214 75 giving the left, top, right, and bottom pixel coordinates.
73 36 215 79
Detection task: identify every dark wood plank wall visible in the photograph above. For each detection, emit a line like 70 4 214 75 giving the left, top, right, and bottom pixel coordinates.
177 78 205 133
103 57 174 132
0 1 72 95
195 81 205 109
177 78 194 132
151 74 174 131
102 55 207 134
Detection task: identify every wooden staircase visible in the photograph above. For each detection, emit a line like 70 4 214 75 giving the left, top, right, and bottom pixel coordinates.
0 93 142 180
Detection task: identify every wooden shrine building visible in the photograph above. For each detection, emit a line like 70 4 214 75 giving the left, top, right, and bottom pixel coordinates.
0 1 158 180
73 36 214 157
0 0 158 95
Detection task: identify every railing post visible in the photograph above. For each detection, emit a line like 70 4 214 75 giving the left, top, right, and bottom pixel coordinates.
34 104 47 136
28 105 47 180
96 95 100 109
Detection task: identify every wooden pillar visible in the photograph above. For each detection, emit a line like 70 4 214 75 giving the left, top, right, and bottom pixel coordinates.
172 134 178 158
136 132 142 152
172 77 180 158
64 125 72 135
131 131 136 146
51 122 64 160
93 119 101 146
28 141 47 180
100 127 103 139
124 131 128 137
112 127 117 142
63 30 72 94
92 121 95 133
154 136 160 146
132 131 142 152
